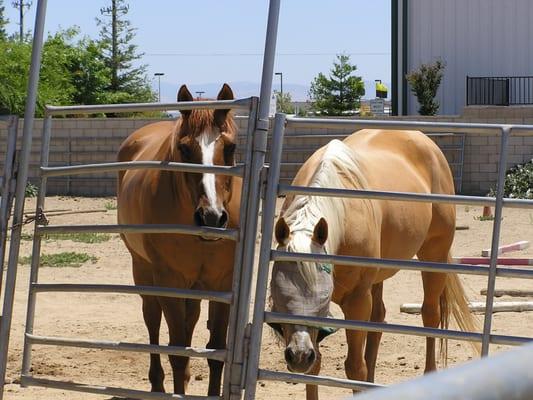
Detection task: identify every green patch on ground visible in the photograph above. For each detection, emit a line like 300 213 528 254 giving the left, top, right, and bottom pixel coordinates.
19 252 98 268
104 201 117 210
20 232 111 243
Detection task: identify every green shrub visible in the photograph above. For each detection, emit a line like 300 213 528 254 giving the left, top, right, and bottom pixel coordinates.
406 60 445 116
490 159 533 199
25 182 38 198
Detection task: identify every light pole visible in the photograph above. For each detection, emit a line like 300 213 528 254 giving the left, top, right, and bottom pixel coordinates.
275 72 283 98
195 91 205 100
154 72 164 102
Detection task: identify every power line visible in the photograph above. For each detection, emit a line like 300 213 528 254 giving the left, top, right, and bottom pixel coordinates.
144 52 390 57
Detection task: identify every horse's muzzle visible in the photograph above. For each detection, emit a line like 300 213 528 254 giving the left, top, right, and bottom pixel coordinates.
194 207 228 229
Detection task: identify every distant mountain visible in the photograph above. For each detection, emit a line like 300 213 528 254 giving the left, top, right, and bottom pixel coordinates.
157 80 390 103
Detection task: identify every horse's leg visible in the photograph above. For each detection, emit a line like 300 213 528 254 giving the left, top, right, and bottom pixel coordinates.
305 349 322 400
159 296 201 394
142 295 165 392
418 245 449 373
206 301 230 396
364 282 385 383
132 256 165 392
341 286 373 385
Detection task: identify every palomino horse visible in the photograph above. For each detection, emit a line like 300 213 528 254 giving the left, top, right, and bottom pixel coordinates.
117 84 240 395
270 129 478 399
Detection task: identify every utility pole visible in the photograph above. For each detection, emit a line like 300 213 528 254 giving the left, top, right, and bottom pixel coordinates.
11 0 32 42
275 72 283 97
154 72 164 102
100 0 129 91
195 91 205 100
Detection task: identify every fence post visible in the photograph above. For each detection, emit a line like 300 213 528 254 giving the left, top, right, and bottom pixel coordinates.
0 1 48 398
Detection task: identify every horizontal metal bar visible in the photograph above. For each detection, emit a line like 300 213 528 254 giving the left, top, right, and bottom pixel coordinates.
21 375 220 399
36 224 239 241
258 369 382 391
281 132 457 140
44 98 252 116
286 117 533 133
26 333 226 361
266 312 482 342
266 312 531 346
41 161 245 177
271 250 533 279
31 283 233 304
279 184 533 209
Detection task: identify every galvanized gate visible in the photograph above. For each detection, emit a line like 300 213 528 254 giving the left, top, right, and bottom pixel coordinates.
14 96 267 400
243 114 533 398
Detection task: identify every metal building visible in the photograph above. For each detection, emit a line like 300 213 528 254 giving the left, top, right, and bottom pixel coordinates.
393 0 533 115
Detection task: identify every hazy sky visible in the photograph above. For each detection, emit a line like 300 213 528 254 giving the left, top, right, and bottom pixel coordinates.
4 1 391 100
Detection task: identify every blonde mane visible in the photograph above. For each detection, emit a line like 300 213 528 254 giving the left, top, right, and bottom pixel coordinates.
281 139 368 286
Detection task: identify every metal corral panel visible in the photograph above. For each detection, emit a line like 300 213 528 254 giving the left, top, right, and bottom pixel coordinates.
407 0 533 115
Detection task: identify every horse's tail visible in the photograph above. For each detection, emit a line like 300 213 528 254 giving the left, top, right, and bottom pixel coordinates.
439 266 481 365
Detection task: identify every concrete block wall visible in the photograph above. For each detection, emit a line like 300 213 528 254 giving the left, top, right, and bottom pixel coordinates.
0 106 532 196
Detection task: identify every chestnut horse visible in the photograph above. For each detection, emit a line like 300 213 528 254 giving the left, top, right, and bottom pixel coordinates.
270 129 478 399
117 84 240 395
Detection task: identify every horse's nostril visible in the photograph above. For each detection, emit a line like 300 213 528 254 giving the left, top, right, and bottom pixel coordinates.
306 349 316 365
284 348 295 364
219 210 228 227
194 209 204 226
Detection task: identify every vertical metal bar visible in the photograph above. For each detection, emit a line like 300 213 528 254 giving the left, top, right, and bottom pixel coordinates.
223 97 259 399
21 115 52 378
225 2 281 397
0 116 19 292
0 1 48 397
244 113 286 400
257 0 281 124
481 126 511 356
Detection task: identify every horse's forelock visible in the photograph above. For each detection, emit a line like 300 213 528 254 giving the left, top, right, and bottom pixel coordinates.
175 109 236 140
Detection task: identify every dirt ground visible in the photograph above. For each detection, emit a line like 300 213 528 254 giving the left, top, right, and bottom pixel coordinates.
1 197 532 399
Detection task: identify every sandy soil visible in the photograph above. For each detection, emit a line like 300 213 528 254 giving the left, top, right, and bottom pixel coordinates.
1 197 532 399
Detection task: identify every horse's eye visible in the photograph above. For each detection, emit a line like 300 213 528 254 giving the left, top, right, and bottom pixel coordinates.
224 143 236 164
178 143 191 160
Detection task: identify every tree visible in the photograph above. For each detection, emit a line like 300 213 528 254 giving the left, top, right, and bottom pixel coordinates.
275 91 294 114
97 0 155 103
0 0 8 40
406 60 445 116
309 54 365 116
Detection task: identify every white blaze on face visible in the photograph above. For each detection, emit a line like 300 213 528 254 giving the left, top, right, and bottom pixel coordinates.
196 131 222 215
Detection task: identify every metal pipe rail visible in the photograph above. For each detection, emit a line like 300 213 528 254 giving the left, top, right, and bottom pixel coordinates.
355 341 533 400
286 116 533 133
32 283 233 304
271 250 533 280
44 98 252 116
37 224 239 241
280 184 533 209
41 161 245 177
26 333 227 361
265 312 531 347
20 376 221 400
258 369 382 392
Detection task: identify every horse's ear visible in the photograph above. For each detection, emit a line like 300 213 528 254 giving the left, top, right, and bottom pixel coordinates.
217 83 234 101
275 217 290 246
214 83 234 126
177 85 194 117
312 217 328 246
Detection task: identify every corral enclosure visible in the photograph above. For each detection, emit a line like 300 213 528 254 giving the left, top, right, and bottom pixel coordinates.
1 106 533 197
1 196 532 399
